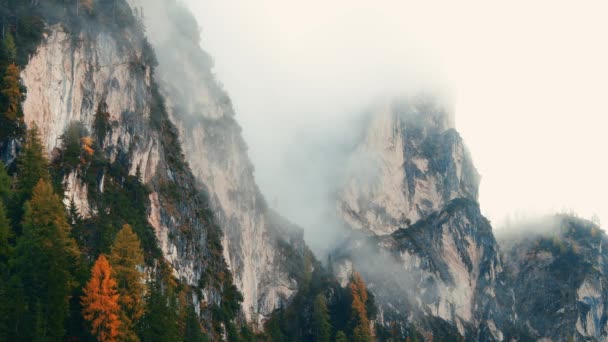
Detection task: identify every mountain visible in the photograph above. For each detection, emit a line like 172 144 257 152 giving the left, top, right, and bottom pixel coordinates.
332 100 516 340
0 0 606 341
128 0 307 325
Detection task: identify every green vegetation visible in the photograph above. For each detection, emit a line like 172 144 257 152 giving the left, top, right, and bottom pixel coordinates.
0 1 392 340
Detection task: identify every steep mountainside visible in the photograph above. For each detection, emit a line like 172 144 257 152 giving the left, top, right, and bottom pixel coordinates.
500 216 608 341
17 5 240 335
128 0 307 324
333 100 516 340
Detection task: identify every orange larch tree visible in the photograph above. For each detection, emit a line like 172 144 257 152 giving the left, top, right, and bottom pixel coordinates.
349 271 371 342
82 254 121 342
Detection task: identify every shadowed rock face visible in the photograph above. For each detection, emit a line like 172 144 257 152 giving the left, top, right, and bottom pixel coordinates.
334 198 515 340
500 216 608 341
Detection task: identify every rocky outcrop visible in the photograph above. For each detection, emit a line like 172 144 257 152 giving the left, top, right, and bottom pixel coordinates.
334 99 513 340
338 99 479 236
500 216 608 341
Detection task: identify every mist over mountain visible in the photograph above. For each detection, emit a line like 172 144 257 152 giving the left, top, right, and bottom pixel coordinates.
0 1 604 341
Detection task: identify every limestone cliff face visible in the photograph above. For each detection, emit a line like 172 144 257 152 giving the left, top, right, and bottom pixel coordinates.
338 99 479 236
19 20 229 318
129 0 305 323
334 99 512 340
17 0 306 327
22 26 157 214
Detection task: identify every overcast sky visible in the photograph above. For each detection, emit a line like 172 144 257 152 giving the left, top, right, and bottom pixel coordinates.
182 0 607 231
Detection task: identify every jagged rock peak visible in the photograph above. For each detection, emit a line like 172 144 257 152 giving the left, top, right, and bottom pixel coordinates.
338 97 479 236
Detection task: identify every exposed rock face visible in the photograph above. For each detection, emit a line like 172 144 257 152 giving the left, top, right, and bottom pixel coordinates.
19 20 229 318
16 0 306 327
334 100 512 339
338 99 479 236
500 216 608 341
128 0 305 323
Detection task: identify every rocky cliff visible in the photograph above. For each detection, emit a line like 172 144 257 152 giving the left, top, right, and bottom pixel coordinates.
3 0 310 331
128 0 306 324
338 99 479 236
500 216 608 341
334 99 514 340
16 5 240 331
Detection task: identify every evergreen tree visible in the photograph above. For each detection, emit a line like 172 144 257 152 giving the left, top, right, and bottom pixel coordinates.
81 254 121 342
313 293 331 342
183 305 208 342
3 33 16 63
139 276 181 342
349 272 371 342
0 63 25 139
12 179 80 340
11 126 50 229
0 162 10 205
109 224 145 341
335 331 347 342
15 126 49 200
0 203 13 340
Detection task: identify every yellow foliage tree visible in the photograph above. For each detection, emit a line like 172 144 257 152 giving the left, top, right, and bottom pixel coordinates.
81 136 95 156
82 254 121 342
349 271 371 342
109 224 145 341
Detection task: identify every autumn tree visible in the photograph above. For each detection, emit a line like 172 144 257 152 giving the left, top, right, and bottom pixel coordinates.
12 179 81 340
349 272 371 342
0 63 25 139
313 293 331 342
82 254 121 342
109 224 145 341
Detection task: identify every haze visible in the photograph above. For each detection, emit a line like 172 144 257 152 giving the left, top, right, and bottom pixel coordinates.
182 0 607 242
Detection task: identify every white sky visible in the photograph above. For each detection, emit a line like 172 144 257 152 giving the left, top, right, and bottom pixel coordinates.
182 0 607 230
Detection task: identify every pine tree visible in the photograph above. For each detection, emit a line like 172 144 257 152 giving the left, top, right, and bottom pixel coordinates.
81 254 121 342
15 126 49 201
139 276 181 342
3 33 16 62
312 294 331 342
12 179 80 340
0 63 25 139
0 162 10 206
183 304 207 342
0 203 13 340
11 126 50 230
349 272 371 342
335 331 348 342
109 224 145 341
0 203 12 264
